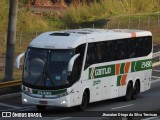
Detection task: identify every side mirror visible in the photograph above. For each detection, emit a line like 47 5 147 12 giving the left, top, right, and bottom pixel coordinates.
68 53 80 72
16 52 25 69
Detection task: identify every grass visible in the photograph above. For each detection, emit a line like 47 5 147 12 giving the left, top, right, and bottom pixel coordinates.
0 68 23 82
0 1 60 33
60 0 160 27
1 0 160 32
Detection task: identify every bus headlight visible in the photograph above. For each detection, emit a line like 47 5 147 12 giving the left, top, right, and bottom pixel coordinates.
61 100 66 105
57 89 74 97
23 98 28 103
57 92 69 97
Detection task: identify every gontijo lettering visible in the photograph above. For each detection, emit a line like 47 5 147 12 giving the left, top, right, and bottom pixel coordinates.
89 65 115 79
95 67 111 76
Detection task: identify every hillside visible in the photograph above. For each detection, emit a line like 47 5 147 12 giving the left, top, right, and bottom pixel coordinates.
22 0 66 6
21 0 97 6
0 0 160 81
0 0 160 36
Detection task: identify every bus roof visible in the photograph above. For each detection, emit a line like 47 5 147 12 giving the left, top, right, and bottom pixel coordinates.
29 28 152 49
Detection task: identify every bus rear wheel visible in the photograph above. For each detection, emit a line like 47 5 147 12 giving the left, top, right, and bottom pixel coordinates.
124 82 133 101
36 105 46 111
77 91 88 111
132 81 140 100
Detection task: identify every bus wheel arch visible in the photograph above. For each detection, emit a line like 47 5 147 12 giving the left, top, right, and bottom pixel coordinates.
132 79 140 100
77 88 90 111
85 88 90 103
124 80 133 101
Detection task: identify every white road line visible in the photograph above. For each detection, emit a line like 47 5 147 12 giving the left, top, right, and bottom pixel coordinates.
111 104 134 110
0 106 35 112
141 117 159 120
152 69 160 72
151 76 160 79
0 103 22 109
54 117 72 120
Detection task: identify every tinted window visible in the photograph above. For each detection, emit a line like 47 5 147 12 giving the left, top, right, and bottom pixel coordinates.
70 44 86 82
84 36 152 70
137 37 152 57
85 43 95 69
127 39 138 58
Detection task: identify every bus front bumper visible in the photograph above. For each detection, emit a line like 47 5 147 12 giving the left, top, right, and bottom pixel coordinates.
22 93 71 107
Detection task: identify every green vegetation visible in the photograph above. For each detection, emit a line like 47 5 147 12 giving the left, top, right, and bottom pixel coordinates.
0 0 54 33
0 0 160 81
0 0 9 33
1 0 160 33
60 0 160 27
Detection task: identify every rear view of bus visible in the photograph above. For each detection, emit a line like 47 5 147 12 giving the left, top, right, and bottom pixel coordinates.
16 29 152 111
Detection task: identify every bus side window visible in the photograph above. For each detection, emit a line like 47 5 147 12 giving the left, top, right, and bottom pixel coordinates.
127 39 137 58
138 38 145 57
95 43 102 63
105 41 114 62
144 36 152 56
137 36 152 57
114 40 126 60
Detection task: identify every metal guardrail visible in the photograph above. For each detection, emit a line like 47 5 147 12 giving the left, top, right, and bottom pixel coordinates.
0 52 160 89
153 51 160 58
153 51 160 67
0 80 22 88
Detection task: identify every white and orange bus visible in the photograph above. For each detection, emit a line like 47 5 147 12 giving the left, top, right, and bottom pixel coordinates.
16 28 152 111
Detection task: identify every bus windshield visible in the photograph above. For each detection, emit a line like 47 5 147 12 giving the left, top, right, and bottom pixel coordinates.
23 48 74 90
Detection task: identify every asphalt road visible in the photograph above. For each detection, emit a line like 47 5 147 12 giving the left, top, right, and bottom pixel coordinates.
0 66 160 120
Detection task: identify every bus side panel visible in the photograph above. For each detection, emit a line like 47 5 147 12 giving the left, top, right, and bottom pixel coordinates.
70 81 82 107
146 69 152 90
109 76 118 99
101 76 113 100
93 76 118 101
90 78 101 102
140 69 152 92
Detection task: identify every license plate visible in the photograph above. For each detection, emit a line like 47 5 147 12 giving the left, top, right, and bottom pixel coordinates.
39 100 47 104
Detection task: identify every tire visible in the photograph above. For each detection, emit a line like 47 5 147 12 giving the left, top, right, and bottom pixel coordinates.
132 81 140 100
36 105 46 112
77 91 88 111
124 82 133 101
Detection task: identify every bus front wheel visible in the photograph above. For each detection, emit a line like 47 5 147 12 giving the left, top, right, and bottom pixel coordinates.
124 82 133 101
77 91 88 111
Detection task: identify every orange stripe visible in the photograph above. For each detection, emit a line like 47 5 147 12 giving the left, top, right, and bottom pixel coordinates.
116 64 121 75
121 74 127 86
125 62 130 73
131 32 136 38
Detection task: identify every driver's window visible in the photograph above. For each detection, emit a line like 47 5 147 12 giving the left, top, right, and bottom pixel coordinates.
70 44 86 83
